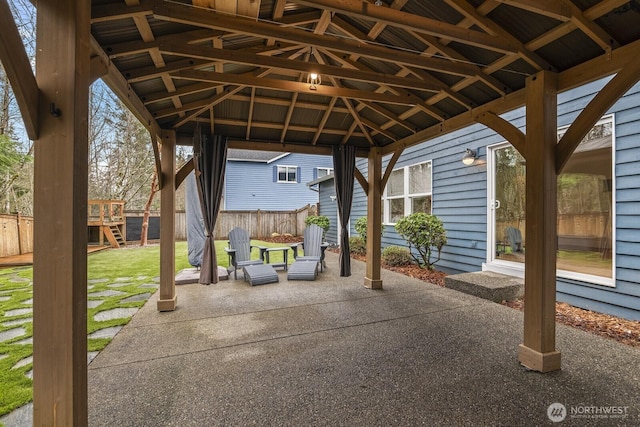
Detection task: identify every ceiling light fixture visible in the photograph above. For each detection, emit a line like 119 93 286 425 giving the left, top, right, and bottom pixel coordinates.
375 0 383 5
308 72 321 90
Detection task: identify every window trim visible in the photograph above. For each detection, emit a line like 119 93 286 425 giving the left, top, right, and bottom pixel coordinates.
382 160 433 225
276 164 298 183
315 167 333 179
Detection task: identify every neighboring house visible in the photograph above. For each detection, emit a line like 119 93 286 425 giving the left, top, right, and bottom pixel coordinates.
320 77 640 321
224 149 333 211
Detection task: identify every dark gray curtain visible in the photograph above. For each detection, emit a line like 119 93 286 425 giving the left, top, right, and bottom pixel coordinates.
194 126 228 284
332 145 356 276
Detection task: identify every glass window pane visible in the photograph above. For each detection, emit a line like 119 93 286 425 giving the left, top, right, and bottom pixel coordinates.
388 169 404 196
288 168 296 182
411 196 432 214
278 167 286 181
409 162 431 194
557 119 612 278
389 198 404 223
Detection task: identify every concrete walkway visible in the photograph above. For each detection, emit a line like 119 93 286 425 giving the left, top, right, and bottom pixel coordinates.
83 252 640 426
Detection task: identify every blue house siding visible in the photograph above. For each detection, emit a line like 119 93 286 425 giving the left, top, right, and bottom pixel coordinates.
342 78 640 320
318 178 338 245
225 153 332 211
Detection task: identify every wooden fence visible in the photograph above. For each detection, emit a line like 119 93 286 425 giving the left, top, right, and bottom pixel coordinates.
175 204 317 240
0 213 34 257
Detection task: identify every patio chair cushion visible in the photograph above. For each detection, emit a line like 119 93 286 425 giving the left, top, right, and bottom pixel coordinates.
243 264 279 286
287 260 319 281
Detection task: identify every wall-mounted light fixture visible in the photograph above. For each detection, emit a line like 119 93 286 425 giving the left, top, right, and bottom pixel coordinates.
329 195 337 201
462 148 477 165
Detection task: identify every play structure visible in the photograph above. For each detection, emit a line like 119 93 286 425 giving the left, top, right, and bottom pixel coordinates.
87 200 126 249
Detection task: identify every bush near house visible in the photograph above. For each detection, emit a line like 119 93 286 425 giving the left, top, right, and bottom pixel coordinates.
349 236 366 255
354 216 384 243
304 215 330 236
395 213 447 270
382 246 414 266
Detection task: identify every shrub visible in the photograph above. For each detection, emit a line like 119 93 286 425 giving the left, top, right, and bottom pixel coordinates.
395 213 447 270
305 215 330 235
354 216 384 243
382 246 414 267
349 236 366 255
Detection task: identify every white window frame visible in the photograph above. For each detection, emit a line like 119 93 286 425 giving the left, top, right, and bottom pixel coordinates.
277 165 298 183
382 160 432 225
484 115 616 287
316 167 333 178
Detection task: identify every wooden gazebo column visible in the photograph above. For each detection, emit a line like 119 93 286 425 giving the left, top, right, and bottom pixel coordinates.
364 147 383 289
518 70 561 372
157 130 178 311
33 0 90 424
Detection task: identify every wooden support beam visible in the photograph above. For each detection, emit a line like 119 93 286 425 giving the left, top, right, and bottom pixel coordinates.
556 56 640 173
33 1 90 424
0 0 39 140
175 156 195 190
381 148 403 190
354 167 368 195
475 111 526 157
157 130 178 311
364 147 383 289
518 70 561 373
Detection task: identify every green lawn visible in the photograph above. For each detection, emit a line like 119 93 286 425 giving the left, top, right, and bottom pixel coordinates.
0 239 293 419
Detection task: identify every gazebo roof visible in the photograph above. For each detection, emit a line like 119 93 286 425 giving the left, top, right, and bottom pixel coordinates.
90 0 640 154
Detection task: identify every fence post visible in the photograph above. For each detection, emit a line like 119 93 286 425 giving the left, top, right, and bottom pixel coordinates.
257 209 261 239
17 212 23 254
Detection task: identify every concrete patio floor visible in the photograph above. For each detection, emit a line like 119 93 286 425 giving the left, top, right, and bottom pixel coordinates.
87 252 639 426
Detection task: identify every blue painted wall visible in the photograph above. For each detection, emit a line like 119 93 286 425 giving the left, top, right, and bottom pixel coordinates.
225 153 333 210
346 77 640 320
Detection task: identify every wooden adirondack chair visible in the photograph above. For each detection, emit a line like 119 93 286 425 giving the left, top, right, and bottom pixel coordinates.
290 224 328 272
224 227 265 279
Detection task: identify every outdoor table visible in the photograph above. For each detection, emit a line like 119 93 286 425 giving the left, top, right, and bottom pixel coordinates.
260 247 290 271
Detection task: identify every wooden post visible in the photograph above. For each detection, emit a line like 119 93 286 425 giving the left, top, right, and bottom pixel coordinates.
364 147 383 289
518 70 561 372
157 130 178 311
33 0 90 424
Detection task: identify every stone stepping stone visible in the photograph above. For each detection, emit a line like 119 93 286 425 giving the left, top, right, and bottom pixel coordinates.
136 276 148 281
0 327 26 343
139 283 159 289
114 277 133 282
0 296 10 302
12 355 32 370
14 337 32 345
88 325 122 339
26 369 33 379
87 300 103 309
0 353 7 361
107 282 133 288
21 298 33 305
88 290 126 298
120 293 151 303
2 318 32 327
4 308 32 317
8 277 30 283
88 278 109 284
93 307 138 322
